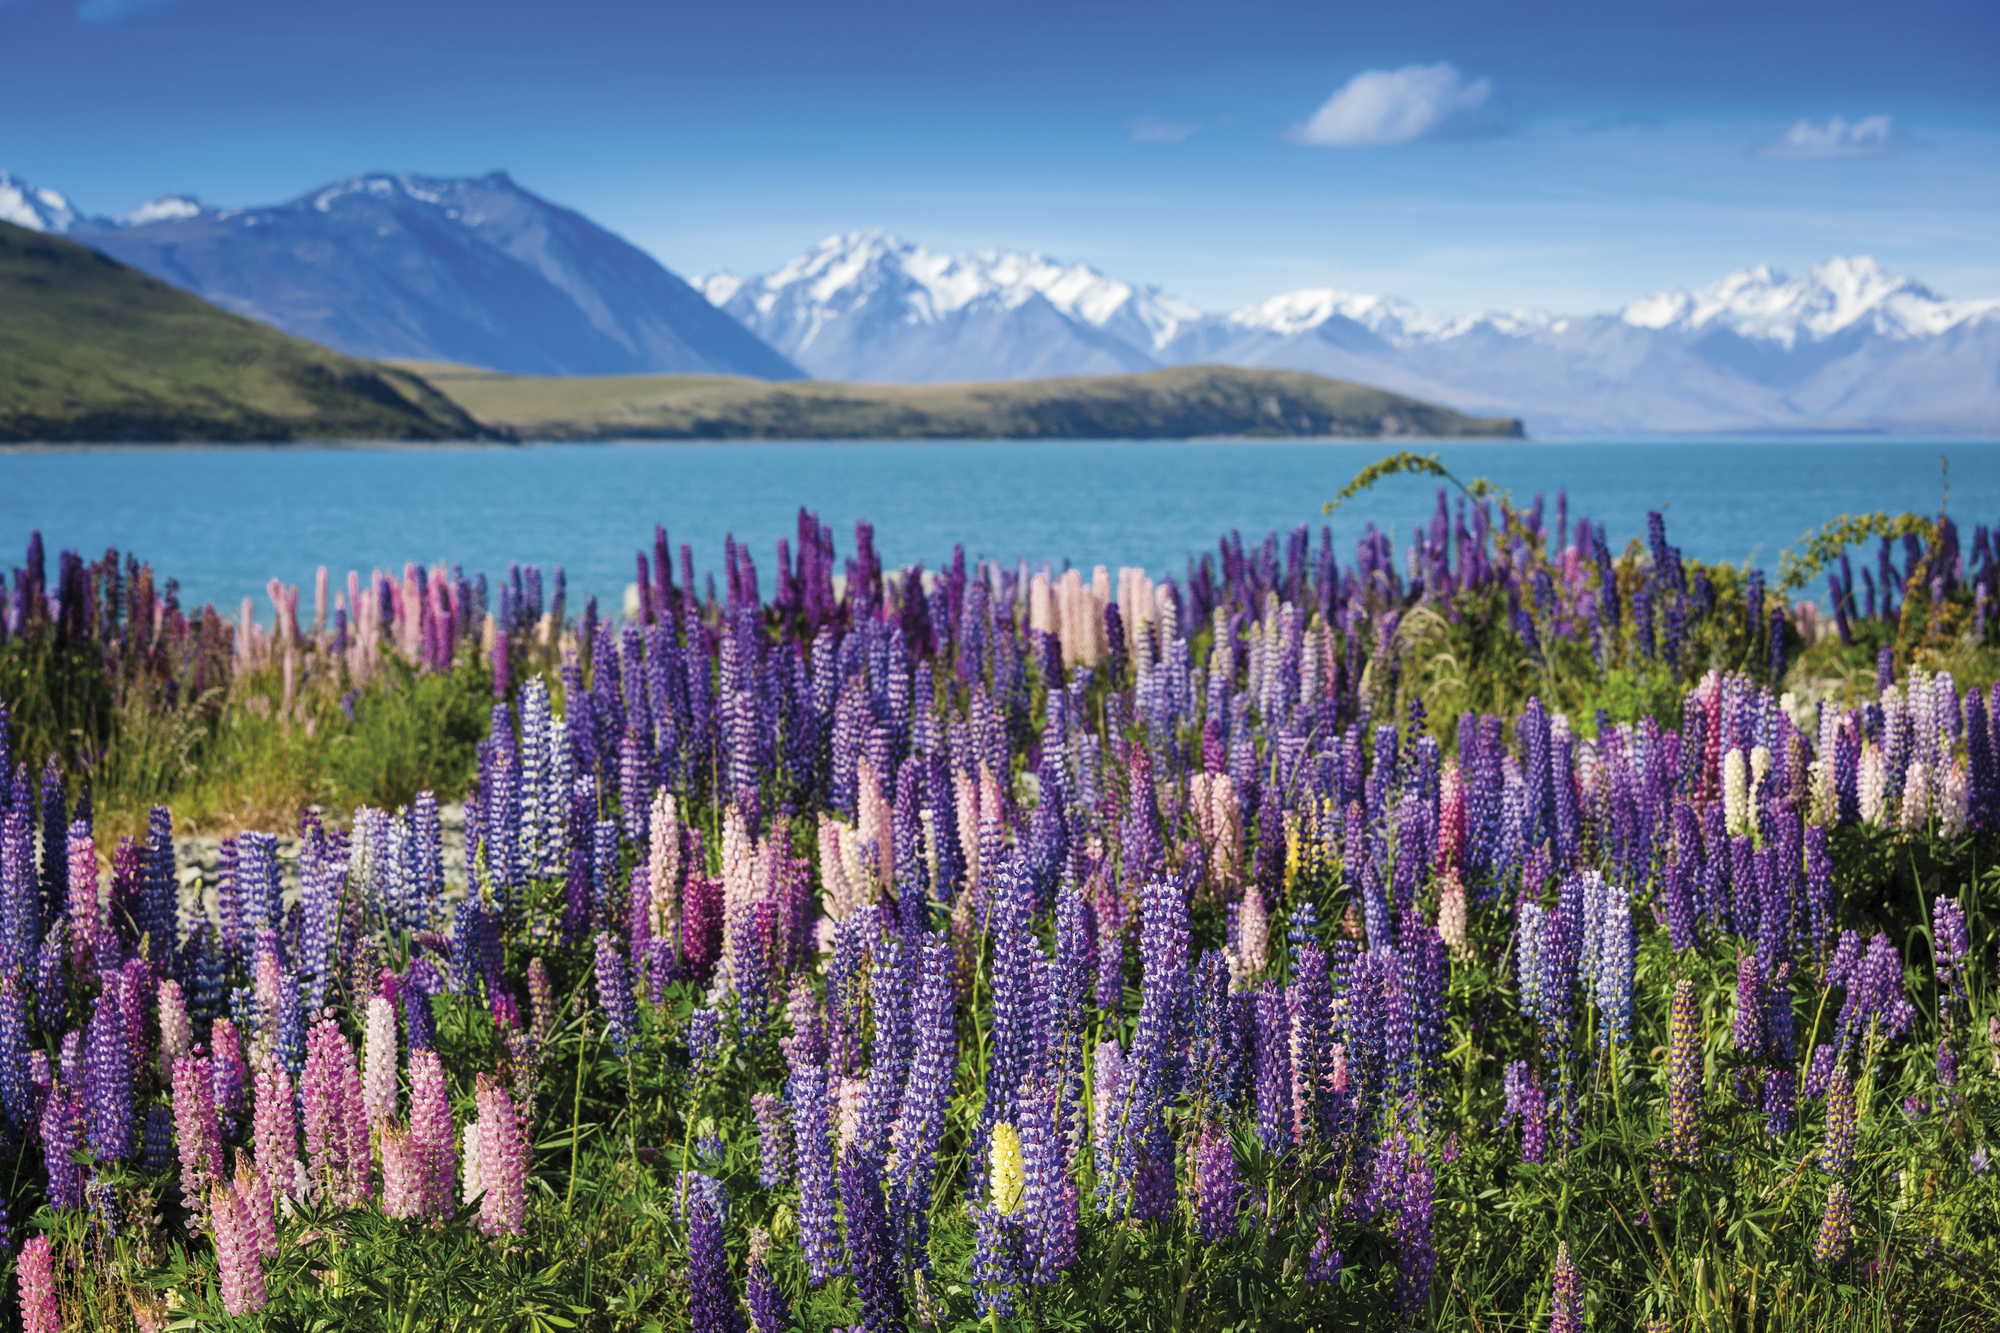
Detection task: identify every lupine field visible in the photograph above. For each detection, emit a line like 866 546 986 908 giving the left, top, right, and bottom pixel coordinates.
1 457 1999 1331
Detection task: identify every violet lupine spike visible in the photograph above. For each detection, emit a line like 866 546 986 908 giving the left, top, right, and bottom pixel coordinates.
1019 1079 1078 1285
841 1147 905 1332
787 1061 841 1283
1193 1117 1242 1244
746 1228 796 1333
83 986 133 1162
1667 978 1701 1163
594 932 639 1060
888 936 955 1258
40 1082 85 1209
1549 1240 1582 1333
1105 877 1191 1221
751 1092 793 1190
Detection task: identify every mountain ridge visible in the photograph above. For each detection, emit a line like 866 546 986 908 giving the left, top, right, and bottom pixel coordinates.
3 169 802 381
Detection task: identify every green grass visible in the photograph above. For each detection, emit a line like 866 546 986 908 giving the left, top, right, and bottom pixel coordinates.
0 220 480 443
400 361 1525 441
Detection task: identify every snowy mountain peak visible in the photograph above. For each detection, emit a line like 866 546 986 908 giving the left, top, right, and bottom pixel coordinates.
1621 255 2000 344
0 172 82 234
706 229 1202 353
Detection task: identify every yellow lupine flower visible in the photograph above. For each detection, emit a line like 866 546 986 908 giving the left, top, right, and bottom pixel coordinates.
989 1123 1024 1215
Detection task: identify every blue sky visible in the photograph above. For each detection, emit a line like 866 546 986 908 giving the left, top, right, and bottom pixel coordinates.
2 0 1994 313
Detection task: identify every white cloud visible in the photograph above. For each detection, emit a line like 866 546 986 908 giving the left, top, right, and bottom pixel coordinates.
1287 63 1493 147
1127 117 1202 145
1757 114 1904 160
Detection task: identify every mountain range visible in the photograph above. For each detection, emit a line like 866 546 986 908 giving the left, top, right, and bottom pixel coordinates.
1 169 799 380
699 235 2000 435
8 166 1996 434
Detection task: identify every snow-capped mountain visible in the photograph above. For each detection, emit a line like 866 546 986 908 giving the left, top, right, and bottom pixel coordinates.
695 230 1200 381
49 171 800 379
0 172 83 234
701 237 1998 432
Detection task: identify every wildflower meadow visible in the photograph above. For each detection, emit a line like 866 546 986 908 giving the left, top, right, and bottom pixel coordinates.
0 455 1997 1331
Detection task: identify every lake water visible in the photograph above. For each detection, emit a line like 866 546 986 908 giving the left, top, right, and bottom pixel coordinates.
3 438 1997 617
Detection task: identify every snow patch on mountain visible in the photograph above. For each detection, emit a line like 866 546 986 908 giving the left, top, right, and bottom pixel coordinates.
1620 256 2000 345
0 172 82 234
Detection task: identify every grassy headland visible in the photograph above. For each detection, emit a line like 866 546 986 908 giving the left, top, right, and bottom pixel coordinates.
0 220 480 442
403 359 1524 440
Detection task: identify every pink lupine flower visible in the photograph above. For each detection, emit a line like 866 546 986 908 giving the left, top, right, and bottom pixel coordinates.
251 1058 300 1198
17 1233 58 1333
471 1074 527 1237
157 980 192 1082
362 996 399 1126
409 1048 458 1216
171 1055 224 1202
210 1178 269 1315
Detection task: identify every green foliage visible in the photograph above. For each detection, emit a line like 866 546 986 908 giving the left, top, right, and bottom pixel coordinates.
1777 513 1938 594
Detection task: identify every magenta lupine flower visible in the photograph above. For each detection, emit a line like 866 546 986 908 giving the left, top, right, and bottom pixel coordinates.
16 1233 57 1333
409 1049 457 1217
66 821 97 976
1192 1118 1241 1244
302 1016 371 1206
472 1074 527 1237
171 1055 224 1203
1549 1241 1582 1333
252 1059 301 1203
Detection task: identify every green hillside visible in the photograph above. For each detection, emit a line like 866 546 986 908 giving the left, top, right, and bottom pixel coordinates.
0 221 479 443
402 361 1522 441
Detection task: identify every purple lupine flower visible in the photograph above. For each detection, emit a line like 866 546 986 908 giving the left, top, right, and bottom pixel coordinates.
688 1007 724 1081
1370 1129 1436 1324
1803 825 1834 962
594 933 639 1060
84 986 133 1162
1812 1181 1853 1264
1019 1077 1078 1285
40 1081 85 1209
1289 943 1337 1145
1549 1241 1582 1333
1193 1118 1242 1244
746 1227 796 1333
888 937 955 1256
840 1148 904 1332
787 1062 841 1283
1502 1060 1549 1164
0 978 28 1130
1836 932 1915 1054
1103 878 1190 1220
1821 1060 1856 1176
751 1092 793 1190
968 1200 1026 1319
685 1173 744 1333
985 856 1038 1135
1667 978 1701 1162
1934 895 1970 1015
